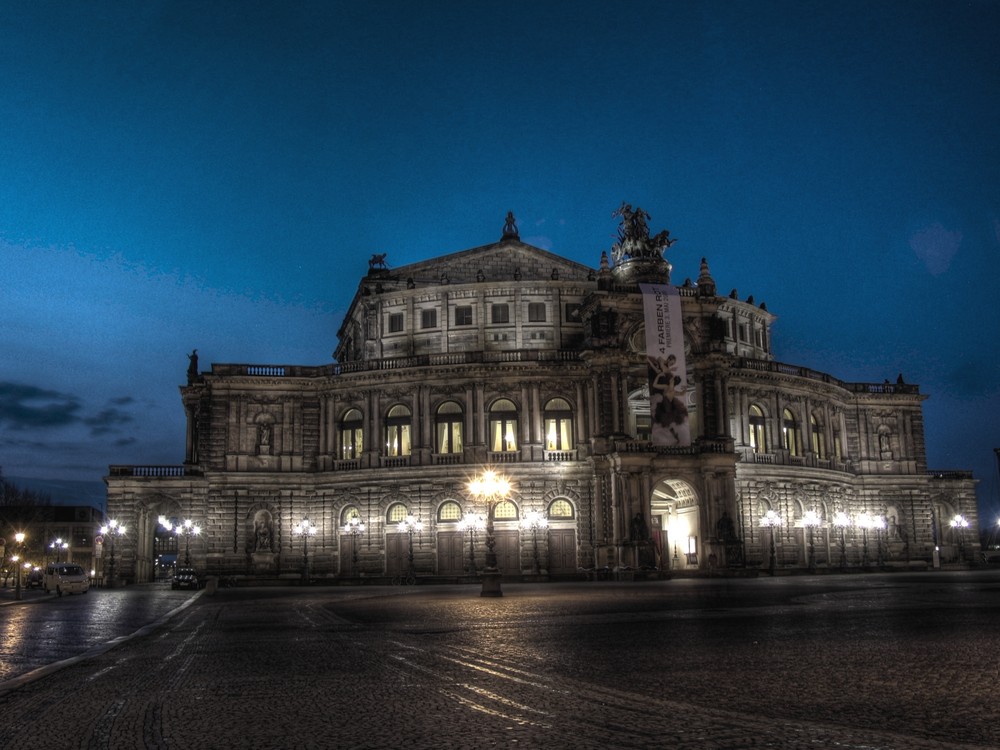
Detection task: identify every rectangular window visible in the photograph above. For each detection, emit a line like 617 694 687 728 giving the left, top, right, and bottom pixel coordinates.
455 306 472 326
421 309 437 329
491 303 510 324
388 313 404 333
528 302 546 322
565 303 581 322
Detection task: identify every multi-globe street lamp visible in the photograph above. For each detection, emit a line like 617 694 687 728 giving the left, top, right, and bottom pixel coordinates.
520 509 548 575
468 469 511 597
760 509 782 575
397 515 423 582
344 516 366 574
293 517 317 582
159 517 201 567
13 532 25 600
950 514 970 562
802 510 821 572
856 512 885 569
49 537 69 562
456 513 485 575
99 519 127 586
833 511 851 569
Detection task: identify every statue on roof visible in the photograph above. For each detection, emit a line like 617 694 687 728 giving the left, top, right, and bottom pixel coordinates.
610 202 676 266
369 253 388 270
501 211 519 241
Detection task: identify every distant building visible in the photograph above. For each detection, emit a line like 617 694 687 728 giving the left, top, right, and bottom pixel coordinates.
0 504 104 579
105 209 979 582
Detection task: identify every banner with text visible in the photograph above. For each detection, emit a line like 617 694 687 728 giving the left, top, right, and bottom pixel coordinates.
639 283 690 446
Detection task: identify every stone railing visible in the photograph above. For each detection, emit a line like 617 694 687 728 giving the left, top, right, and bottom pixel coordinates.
108 465 191 477
734 358 920 394
544 450 578 462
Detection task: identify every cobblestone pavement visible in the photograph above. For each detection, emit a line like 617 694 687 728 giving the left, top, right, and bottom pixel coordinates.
0 575 998 749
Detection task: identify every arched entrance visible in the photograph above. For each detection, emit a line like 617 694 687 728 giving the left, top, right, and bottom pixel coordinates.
650 479 701 572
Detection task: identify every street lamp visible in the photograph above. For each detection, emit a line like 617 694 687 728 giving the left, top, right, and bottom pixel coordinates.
520 510 548 575
856 512 879 568
833 512 850 569
468 469 511 597
870 514 886 567
760 509 781 575
802 510 821 572
950 514 970 562
13 532 25 600
293 517 317 582
49 537 69 562
456 513 485 575
99 519 127 587
159 517 202 567
397 515 423 583
344 516 365 575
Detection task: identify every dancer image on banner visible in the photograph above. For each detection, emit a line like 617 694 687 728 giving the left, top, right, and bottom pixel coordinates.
648 354 690 446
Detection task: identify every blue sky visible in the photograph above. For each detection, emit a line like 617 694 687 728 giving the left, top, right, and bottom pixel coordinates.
2 1 998 521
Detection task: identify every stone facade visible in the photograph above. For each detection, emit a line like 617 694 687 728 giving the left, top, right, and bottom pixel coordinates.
105 211 979 583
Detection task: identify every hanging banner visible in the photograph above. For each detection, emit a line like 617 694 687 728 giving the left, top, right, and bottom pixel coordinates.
639 283 690 446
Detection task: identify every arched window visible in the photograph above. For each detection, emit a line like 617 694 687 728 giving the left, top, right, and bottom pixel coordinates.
544 397 574 451
811 413 826 459
437 501 462 522
749 404 766 453
489 399 519 453
387 503 409 524
435 401 463 454
341 505 362 526
782 408 802 457
495 500 518 520
385 404 411 457
340 408 363 459
548 499 575 519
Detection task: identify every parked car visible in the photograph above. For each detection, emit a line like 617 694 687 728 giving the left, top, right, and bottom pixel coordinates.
43 563 90 596
172 567 201 590
26 569 44 589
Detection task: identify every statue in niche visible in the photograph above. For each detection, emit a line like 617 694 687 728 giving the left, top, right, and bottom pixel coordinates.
629 512 648 542
716 511 737 542
879 432 892 459
257 422 272 454
253 509 274 552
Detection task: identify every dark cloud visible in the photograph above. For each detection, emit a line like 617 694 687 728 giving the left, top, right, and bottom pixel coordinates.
110 396 135 406
0 382 82 429
113 437 137 447
84 407 135 436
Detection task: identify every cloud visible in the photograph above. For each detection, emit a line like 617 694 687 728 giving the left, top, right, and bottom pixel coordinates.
909 222 961 275
83 405 135 436
0 382 82 429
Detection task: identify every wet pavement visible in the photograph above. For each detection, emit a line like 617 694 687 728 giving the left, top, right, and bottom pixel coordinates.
0 572 998 749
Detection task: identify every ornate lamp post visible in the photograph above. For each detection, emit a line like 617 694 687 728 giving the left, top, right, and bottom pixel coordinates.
856 512 876 568
760 509 782 575
457 513 485 575
468 469 511 597
159 517 202 567
520 510 548 575
344 516 366 575
13 532 25 600
802 510 821 572
833 512 850 569
99 519 127 587
49 537 69 563
293 517 317 582
871 514 886 568
950 514 969 562
397 515 423 582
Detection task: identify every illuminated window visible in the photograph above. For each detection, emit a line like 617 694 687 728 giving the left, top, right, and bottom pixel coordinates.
548 499 574 519
341 506 362 526
339 408 363 459
489 399 519 452
437 501 462 522
811 413 826 458
435 401 463 454
495 500 518 520
543 397 574 450
387 503 408 524
385 405 411 457
749 404 766 453
783 408 803 457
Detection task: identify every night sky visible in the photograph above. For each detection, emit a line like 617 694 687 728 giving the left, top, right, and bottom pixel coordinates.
2 1 998 522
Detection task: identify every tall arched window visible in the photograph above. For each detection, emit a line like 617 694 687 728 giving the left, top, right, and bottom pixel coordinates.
782 408 803 457
384 404 411 456
543 397 574 451
810 413 826 458
435 401 463 454
489 399 519 453
340 408 363 459
749 404 766 453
